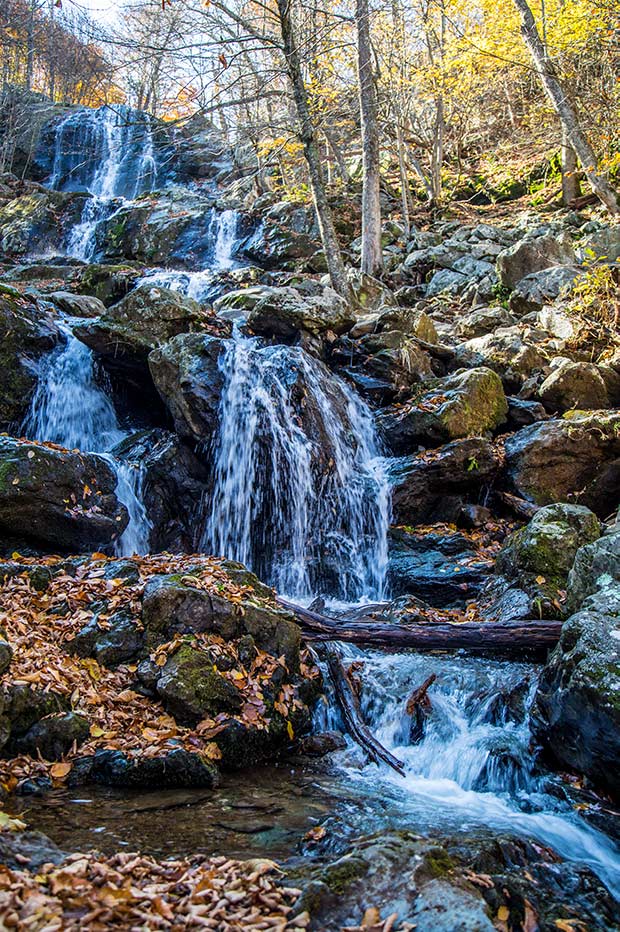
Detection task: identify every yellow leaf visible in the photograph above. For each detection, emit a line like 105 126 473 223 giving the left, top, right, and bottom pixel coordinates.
497 906 510 921
535 575 546 584
50 762 72 780
11 552 21 559
89 724 105 737
287 720 295 740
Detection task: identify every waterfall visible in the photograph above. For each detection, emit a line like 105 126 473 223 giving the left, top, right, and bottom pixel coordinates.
22 325 151 556
202 329 390 603
48 105 161 261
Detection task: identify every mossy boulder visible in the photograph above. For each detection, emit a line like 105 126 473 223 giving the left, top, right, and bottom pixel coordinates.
156 642 243 725
2 685 69 739
141 570 301 671
0 436 129 551
75 263 144 306
496 504 601 615
378 367 508 454
566 529 620 615
75 285 216 374
504 411 620 517
0 294 62 428
0 190 86 255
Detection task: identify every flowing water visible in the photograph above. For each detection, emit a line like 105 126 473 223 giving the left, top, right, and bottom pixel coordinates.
22 324 151 555
202 328 391 602
48 105 162 260
15 103 620 909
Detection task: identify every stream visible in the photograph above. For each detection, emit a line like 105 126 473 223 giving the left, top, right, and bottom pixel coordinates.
13 104 620 914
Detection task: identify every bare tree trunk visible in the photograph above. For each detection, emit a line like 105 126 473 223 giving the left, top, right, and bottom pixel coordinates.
512 0 619 215
276 0 351 300
396 119 411 236
356 0 383 275
561 129 581 205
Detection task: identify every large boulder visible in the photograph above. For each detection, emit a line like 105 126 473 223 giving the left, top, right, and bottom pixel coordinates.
496 504 601 616
0 436 129 550
389 438 499 524
113 429 210 553
532 530 620 796
457 326 547 389
0 293 63 428
509 266 580 315
0 189 85 256
75 285 218 373
377 368 507 454
538 360 609 412
148 333 228 442
504 412 620 516
247 285 356 340
242 201 319 269
497 232 575 289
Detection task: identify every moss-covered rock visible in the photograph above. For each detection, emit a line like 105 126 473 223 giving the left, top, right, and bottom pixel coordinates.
75 285 218 374
155 642 243 725
378 367 508 454
14 711 89 760
0 190 86 256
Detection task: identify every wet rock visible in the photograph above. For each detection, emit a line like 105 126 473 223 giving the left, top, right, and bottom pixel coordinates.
247 285 355 340
509 265 580 314
0 293 62 427
75 262 144 306
298 731 347 757
389 438 499 524
504 412 620 516
67 748 220 789
506 397 548 428
532 581 620 798
48 291 105 318
457 327 547 390
14 712 89 760
566 527 620 614
377 368 507 454
75 285 215 374
156 642 243 724
539 360 609 412
496 504 601 615
141 570 301 671
113 429 210 552
0 189 86 256
0 436 129 550
148 333 227 443
0 829 64 870
68 610 144 667
497 232 575 289
242 201 319 268
2 685 69 746
388 527 491 605
412 878 494 931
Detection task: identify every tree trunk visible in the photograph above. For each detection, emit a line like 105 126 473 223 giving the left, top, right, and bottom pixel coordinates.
279 598 562 655
561 130 581 205
356 0 383 275
512 0 619 215
275 0 352 300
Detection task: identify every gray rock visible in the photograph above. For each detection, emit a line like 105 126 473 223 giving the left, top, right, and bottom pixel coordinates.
456 306 515 339
48 291 105 318
247 285 355 340
509 265 580 314
539 360 609 412
148 333 227 442
497 232 575 289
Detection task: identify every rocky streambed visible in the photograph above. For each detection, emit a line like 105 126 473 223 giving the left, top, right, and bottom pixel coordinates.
0 95 618 929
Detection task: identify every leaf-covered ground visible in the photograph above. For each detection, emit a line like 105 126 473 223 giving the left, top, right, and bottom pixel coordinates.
0 553 319 791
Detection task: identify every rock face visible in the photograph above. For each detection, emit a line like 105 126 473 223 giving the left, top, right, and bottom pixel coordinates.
75 285 217 373
504 412 620 516
533 530 620 796
389 438 499 524
242 201 319 268
148 333 227 442
0 294 63 428
247 285 355 340
539 360 609 412
0 437 129 550
378 367 507 454
0 189 85 255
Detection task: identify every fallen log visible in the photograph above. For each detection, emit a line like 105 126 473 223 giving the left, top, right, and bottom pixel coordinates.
496 491 540 519
406 673 436 744
323 643 405 775
278 598 562 654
